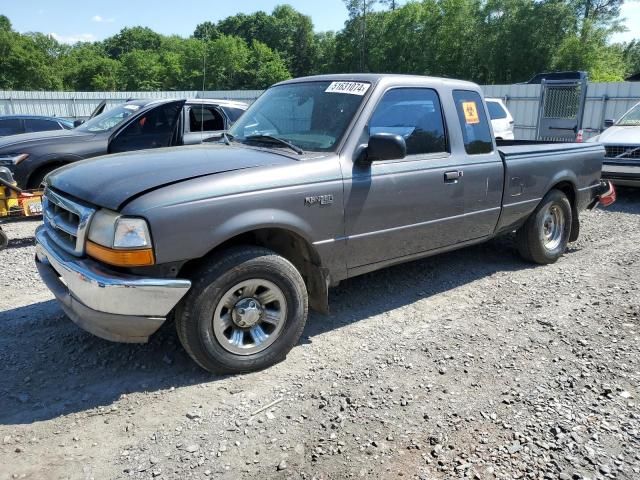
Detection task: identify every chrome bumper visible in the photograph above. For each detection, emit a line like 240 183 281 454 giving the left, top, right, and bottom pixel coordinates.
602 163 640 187
35 225 191 343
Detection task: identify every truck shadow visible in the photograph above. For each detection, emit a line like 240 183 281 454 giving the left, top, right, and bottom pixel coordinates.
605 186 640 214
0 235 533 426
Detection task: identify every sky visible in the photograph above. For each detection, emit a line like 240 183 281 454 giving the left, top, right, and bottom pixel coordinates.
2 0 349 44
2 0 639 44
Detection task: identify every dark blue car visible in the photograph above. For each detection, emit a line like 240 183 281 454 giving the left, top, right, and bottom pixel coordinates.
0 115 74 137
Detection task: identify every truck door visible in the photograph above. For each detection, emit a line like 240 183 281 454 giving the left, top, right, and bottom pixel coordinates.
450 90 504 239
343 87 467 269
107 100 186 154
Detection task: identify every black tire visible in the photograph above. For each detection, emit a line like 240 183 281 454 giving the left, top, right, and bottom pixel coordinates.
175 246 308 374
0 227 7 251
516 189 572 264
28 165 60 190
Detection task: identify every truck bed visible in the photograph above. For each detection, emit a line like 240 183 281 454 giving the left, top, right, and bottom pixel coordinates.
494 141 605 234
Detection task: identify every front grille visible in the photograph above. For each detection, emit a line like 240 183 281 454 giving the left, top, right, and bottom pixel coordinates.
604 145 640 161
42 188 95 256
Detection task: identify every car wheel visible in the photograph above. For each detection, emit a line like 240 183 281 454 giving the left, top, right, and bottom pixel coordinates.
175 246 308 374
28 166 58 190
516 189 572 264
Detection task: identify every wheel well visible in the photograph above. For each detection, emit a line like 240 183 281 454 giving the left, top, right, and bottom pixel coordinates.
27 161 66 189
179 228 330 314
551 181 579 242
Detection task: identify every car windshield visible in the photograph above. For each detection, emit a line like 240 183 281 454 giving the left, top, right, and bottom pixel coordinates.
617 103 640 126
229 81 371 152
76 103 143 133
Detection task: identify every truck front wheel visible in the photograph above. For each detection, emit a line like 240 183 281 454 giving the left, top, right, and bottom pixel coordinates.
175 246 308 374
516 189 572 264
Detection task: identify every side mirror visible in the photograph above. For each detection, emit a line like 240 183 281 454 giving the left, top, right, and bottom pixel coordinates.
73 119 85 128
367 133 407 161
603 118 615 129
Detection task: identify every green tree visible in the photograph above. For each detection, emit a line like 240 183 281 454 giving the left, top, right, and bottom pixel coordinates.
0 14 12 32
0 29 62 89
103 27 163 58
193 21 220 41
247 40 291 88
552 21 626 82
62 43 121 90
622 40 640 76
118 50 163 90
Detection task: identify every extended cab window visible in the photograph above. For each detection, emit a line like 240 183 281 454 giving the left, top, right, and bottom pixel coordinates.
453 90 493 155
189 106 225 132
370 88 447 155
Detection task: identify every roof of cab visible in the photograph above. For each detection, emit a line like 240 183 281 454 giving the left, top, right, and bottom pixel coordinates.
274 73 479 90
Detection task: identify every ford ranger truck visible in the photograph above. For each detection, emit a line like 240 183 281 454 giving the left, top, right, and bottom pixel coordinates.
34 74 615 373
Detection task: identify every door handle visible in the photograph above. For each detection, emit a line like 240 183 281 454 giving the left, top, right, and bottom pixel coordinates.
444 170 463 183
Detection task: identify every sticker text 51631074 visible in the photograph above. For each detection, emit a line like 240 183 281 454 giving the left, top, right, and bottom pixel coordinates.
325 82 371 96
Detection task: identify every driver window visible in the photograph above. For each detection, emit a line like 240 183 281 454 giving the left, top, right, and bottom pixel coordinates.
189 106 224 132
370 88 447 156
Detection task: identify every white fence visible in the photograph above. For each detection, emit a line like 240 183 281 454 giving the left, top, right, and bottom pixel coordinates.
2 83 639 140
482 82 640 140
0 90 264 119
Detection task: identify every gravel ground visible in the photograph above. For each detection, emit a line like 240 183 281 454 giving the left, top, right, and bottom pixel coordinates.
1 189 639 480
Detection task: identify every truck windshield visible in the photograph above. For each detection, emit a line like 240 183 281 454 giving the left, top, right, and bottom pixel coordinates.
617 103 640 126
229 81 370 152
76 104 142 133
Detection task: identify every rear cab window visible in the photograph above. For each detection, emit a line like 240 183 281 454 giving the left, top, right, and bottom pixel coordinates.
452 90 493 155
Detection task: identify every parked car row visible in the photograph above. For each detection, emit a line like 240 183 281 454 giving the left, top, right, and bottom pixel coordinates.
0 98 247 188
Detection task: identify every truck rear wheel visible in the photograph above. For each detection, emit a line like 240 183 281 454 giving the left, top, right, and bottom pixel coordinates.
175 246 308 374
516 189 572 264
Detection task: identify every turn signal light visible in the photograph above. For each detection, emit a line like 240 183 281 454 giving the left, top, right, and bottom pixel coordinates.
86 240 155 267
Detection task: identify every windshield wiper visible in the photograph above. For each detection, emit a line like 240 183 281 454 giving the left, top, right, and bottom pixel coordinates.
244 134 304 154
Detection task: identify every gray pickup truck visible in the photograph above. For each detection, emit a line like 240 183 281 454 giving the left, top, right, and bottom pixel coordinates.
34 74 614 373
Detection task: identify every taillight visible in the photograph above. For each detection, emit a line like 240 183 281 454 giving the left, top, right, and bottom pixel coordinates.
598 182 616 207
576 130 584 143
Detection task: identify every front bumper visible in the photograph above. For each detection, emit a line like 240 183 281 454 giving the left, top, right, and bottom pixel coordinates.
602 163 640 187
35 226 191 343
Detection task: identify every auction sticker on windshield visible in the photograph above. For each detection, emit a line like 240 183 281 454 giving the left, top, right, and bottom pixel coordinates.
325 82 371 96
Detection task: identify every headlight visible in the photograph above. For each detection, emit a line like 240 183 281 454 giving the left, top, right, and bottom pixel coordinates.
87 209 154 267
114 217 152 248
0 154 29 167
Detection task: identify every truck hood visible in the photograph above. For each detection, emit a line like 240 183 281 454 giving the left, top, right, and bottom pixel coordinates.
0 129 94 151
593 125 640 144
46 144 296 210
